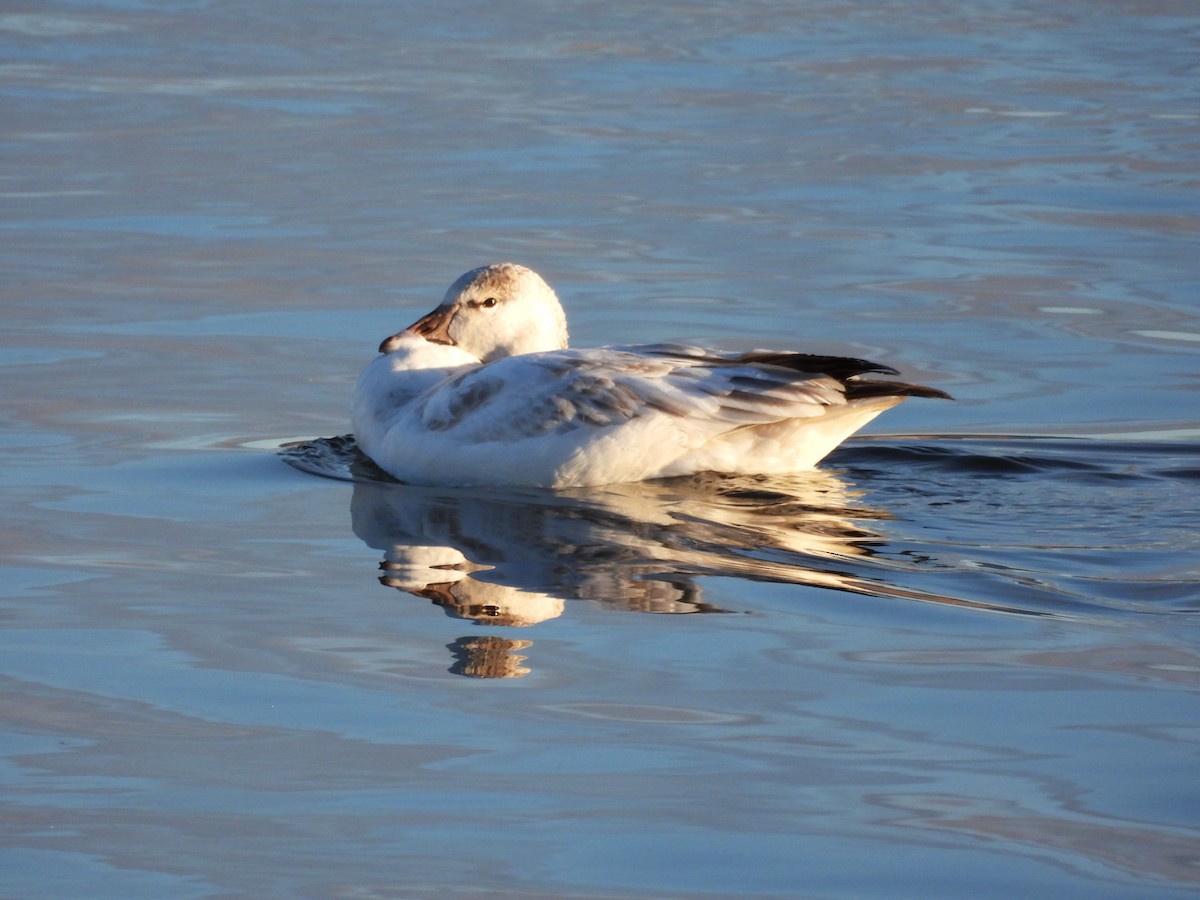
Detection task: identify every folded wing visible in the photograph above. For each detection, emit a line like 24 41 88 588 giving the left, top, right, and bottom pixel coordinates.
412 345 945 445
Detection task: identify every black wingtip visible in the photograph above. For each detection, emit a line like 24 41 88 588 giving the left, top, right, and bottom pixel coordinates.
738 351 901 380
846 380 954 401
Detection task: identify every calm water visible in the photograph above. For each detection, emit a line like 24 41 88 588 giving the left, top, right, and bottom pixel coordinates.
3 2 1199 898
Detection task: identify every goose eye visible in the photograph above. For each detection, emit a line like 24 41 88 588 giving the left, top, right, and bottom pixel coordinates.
481 297 498 309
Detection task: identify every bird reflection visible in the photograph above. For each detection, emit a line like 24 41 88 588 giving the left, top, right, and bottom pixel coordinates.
281 435 1045 678
448 636 533 679
347 460 906 676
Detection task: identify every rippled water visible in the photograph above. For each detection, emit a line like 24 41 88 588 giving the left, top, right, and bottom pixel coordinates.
285 433 1200 625
4 2 1200 898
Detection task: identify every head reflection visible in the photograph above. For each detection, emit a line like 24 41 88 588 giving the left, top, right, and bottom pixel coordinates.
449 636 533 679
350 468 895 677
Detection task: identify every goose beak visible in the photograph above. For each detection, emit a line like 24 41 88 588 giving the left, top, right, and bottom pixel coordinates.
379 306 456 353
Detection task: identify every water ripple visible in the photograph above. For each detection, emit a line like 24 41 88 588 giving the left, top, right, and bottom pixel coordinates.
281 434 1200 624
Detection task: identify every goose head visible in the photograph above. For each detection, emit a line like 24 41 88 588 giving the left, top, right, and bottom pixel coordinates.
380 263 569 361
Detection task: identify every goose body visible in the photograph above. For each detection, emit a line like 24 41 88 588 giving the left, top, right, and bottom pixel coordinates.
352 263 949 488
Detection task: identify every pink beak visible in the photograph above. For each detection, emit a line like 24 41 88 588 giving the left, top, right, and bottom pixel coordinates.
378 306 456 353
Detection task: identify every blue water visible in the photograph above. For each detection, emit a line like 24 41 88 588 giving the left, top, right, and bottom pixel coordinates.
3 2 1199 897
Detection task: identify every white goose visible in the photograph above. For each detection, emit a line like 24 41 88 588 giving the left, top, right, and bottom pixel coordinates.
352 263 949 488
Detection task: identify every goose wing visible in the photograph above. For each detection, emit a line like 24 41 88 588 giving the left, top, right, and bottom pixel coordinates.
623 343 952 401
411 346 866 443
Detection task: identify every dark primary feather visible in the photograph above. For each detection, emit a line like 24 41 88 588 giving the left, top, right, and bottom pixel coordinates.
844 380 954 401
627 343 952 401
732 350 900 379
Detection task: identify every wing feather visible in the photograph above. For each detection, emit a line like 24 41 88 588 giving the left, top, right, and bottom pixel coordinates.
411 347 862 443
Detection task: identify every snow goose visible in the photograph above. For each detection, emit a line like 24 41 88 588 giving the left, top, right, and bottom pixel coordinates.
352 263 949 487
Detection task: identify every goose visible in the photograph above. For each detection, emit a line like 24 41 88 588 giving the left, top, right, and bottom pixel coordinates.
352 263 949 487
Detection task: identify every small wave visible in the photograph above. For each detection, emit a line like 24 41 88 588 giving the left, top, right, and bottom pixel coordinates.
835 435 1200 482
280 434 392 483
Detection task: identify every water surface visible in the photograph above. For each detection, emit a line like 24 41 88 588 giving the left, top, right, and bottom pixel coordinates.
3 2 1199 897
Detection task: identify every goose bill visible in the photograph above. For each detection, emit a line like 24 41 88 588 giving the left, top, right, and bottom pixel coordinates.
379 307 456 353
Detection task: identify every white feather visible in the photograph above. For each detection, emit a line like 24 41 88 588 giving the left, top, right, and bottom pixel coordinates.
352 263 945 488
